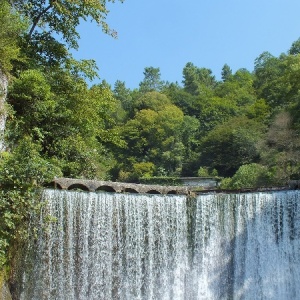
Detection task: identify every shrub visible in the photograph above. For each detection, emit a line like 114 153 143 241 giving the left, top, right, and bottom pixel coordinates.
220 163 274 189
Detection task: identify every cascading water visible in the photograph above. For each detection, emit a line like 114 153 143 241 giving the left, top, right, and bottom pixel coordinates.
19 189 300 300
20 190 188 300
188 192 300 299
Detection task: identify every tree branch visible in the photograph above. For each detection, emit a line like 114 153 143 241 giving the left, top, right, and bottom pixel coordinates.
28 3 54 38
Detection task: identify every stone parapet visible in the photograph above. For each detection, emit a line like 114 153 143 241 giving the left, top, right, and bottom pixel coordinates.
50 177 191 195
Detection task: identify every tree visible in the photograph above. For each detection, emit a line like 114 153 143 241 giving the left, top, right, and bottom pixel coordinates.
114 80 133 112
115 92 186 177
221 63 232 82
182 62 216 96
0 136 61 268
216 68 257 108
281 54 300 105
182 62 199 95
7 69 55 145
259 111 300 182
0 1 27 73
220 163 274 189
8 0 124 71
11 0 123 48
245 99 271 123
199 117 265 177
133 91 171 111
253 51 289 109
139 67 164 93
198 96 239 134
162 82 199 116
7 68 123 179
288 38 300 55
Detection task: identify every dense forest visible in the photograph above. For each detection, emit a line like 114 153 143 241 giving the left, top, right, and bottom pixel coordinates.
1 0 300 270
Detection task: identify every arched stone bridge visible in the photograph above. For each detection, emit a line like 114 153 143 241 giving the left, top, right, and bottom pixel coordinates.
50 177 191 195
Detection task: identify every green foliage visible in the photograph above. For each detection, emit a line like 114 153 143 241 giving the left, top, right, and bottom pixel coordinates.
0 136 61 188
132 162 156 179
216 68 256 107
253 51 295 109
8 69 54 127
197 166 218 177
0 188 41 268
198 96 239 133
197 167 209 177
221 64 232 82
220 163 274 189
259 111 300 183
0 1 27 73
139 67 164 93
134 91 171 111
162 83 199 116
116 95 185 177
13 0 124 49
182 62 216 96
7 68 123 180
288 38 300 55
199 117 265 177
245 98 271 123
0 135 59 268
113 80 133 119
9 0 123 73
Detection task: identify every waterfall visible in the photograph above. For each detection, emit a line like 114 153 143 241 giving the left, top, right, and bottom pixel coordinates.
189 192 300 299
20 190 188 300
19 190 300 299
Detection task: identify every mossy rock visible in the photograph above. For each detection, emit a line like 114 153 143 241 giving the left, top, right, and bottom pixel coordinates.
0 271 12 300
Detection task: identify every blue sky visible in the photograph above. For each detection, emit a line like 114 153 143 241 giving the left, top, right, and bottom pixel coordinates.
72 0 300 89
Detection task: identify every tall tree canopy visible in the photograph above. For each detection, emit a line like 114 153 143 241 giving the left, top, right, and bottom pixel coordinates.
182 62 216 96
139 67 164 93
9 0 124 70
0 1 26 73
11 0 123 46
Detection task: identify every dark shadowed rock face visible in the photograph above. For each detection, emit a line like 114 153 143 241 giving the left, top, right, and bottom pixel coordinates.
0 272 12 300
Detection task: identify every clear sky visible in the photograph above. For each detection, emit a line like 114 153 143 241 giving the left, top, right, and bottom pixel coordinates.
71 0 300 89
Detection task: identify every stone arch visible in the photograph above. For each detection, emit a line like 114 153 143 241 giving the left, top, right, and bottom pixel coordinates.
124 188 139 194
68 183 89 191
54 183 63 190
46 181 63 189
96 185 116 193
146 190 161 194
167 190 177 195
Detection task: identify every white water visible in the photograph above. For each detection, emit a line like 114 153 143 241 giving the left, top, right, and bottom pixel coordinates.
20 190 300 299
188 192 300 299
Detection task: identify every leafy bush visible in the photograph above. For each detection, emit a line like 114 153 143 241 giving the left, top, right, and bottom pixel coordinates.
0 136 61 188
0 136 61 268
220 163 274 189
197 167 209 177
197 166 218 177
0 1 27 73
132 162 156 179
